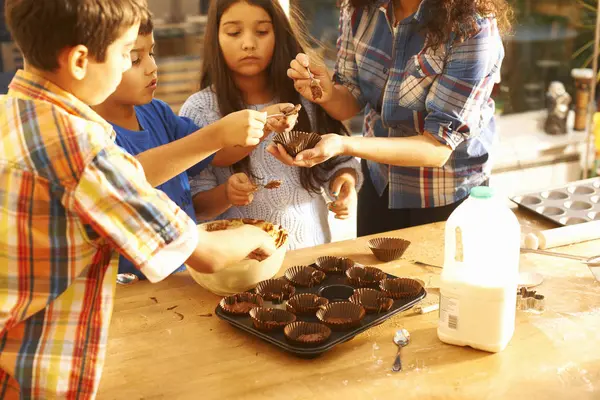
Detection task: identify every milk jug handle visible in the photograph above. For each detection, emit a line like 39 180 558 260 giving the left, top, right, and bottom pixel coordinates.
447 226 464 263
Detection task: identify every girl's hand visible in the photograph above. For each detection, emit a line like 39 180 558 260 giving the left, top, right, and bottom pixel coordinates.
287 53 334 104
226 173 257 206
261 103 298 134
266 134 346 168
219 110 267 147
328 169 357 220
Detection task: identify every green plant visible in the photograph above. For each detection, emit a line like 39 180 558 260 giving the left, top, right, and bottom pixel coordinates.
572 0 600 80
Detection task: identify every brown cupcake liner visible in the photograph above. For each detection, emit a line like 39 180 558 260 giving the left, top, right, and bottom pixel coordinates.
284 265 326 288
345 265 386 288
284 321 332 347
219 292 264 315
249 307 297 332
379 278 423 300
286 293 329 316
367 237 411 262
350 288 394 314
316 301 366 331
315 256 355 274
255 278 296 303
272 131 321 157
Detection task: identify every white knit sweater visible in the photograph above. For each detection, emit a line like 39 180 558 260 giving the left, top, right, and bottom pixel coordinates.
179 88 363 250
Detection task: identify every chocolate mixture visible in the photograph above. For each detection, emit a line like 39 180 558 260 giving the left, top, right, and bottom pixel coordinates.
264 180 282 189
228 302 256 314
297 333 327 342
310 81 323 100
282 104 302 116
326 317 353 324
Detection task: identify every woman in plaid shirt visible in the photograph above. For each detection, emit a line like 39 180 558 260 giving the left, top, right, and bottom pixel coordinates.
271 0 512 235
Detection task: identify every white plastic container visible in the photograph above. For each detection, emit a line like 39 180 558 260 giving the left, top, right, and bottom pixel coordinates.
437 186 520 353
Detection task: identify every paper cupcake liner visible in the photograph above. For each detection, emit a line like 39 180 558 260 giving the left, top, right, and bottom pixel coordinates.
350 288 394 314
286 293 329 316
379 278 423 300
315 256 355 274
249 307 297 332
272 131 321 157
284 265 326 287
345 265 386 288
316 301 366 331
367 237 411 262
219 292 264 315
255 278 296 303
284 322 332 347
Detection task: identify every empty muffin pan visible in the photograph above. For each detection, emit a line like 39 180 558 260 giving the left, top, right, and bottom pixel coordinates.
511 177 600 226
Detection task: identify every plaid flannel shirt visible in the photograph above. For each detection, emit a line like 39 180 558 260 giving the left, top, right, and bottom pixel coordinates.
0 70 198 399
334 0 504 208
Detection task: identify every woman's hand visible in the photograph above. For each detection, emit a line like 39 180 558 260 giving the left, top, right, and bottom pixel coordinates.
266 134 346 168
287 53 334 104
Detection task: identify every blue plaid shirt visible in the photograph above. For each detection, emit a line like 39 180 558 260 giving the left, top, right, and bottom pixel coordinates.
334 0 503 208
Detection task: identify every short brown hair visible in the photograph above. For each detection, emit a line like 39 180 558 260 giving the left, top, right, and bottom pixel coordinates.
6 0 150 71
139 14 154 36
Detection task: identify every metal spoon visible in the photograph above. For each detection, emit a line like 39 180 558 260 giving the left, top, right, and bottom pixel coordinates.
116 273 139 286
521 248 600 281
392 328 410 372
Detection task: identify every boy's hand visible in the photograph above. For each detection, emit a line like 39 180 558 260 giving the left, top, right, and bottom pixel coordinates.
190 225 277 273
287 53 334 104
220 110 267 147
226 173 257 206
328 169 357 220
261 103 298 134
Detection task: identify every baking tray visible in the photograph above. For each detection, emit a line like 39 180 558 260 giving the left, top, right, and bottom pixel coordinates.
510 177 600 226
215 266 426 358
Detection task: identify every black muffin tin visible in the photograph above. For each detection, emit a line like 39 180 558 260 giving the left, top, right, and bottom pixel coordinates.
510 177 600 226
214 264 426 358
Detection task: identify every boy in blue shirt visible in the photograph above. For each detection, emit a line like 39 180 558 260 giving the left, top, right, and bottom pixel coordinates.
93 17 293 280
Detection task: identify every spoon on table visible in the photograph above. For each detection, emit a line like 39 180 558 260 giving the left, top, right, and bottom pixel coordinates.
520 248 600 281
392 328 410 372
116 273 139 286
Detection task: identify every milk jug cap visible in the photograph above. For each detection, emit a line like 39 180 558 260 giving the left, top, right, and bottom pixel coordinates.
470 186 495 199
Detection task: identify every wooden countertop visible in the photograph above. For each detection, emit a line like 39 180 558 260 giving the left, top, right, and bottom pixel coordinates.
98 209 600 399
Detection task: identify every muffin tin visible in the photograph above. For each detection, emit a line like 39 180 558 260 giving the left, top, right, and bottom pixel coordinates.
510 177 600 226
215 261 426 358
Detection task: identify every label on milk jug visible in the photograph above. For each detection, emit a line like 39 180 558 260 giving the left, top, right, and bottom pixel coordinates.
439 295 459 330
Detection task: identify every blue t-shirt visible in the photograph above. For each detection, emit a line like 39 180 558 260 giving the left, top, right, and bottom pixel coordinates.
111 99 213 279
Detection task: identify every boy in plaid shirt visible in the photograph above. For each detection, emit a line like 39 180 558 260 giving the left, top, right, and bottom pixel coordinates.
0 1 273 398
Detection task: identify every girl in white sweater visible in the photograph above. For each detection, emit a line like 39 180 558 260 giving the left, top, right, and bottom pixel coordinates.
180 0 362 250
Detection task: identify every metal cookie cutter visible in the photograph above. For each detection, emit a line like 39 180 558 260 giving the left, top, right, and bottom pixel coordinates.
517 287 545 312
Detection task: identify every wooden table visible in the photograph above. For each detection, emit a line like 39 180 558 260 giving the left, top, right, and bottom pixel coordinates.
97 209 600 399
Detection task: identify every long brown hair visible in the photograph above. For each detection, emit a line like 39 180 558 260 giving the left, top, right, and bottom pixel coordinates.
201 0 351 194
346 0 512 50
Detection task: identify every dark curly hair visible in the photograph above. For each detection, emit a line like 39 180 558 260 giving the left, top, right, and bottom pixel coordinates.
347 0 512 50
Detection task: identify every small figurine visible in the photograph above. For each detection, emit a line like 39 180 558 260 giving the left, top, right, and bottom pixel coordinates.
544 81 571 135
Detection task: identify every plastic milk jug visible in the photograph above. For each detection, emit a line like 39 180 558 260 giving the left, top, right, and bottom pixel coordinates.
437 186 520 353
